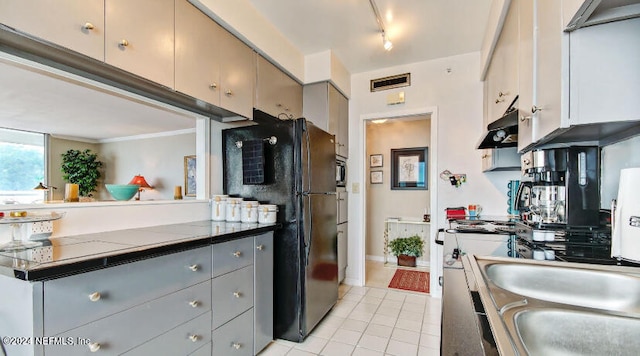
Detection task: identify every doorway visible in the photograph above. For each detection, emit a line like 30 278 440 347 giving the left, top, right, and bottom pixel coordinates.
359 108 439 293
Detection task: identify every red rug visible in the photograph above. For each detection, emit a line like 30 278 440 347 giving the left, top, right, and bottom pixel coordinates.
388 269 430 294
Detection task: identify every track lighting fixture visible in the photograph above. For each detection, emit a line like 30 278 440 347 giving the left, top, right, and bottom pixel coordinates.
369 0 393 51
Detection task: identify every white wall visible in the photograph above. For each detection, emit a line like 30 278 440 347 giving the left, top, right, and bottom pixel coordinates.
349 52 520 296
366 118 431 262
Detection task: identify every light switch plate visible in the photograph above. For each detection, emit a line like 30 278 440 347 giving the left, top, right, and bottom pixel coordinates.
387 91 405 105
352 182 360 194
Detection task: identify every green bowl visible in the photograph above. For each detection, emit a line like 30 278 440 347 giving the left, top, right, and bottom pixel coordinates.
105 184 140 201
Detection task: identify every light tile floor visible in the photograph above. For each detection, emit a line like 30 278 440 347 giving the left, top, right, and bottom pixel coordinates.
259 261 441 356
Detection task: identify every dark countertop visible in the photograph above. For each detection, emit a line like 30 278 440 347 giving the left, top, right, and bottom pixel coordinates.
0 220 278 281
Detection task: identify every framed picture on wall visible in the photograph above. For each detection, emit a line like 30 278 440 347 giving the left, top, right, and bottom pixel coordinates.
370 171 383 184
184 155 196 197
391 147 428 190
370 154 383 168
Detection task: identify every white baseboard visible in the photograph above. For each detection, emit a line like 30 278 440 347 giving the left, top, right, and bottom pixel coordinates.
366 254 430 268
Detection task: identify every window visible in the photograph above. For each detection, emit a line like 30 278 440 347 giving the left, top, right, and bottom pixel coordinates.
0 128 46 204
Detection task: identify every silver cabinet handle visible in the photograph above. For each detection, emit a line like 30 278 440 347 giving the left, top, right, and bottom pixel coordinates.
209 83 217 89
88 292 101 302
189 335 200 342
225 89 233 97
189 300 200 308
88 342 101 352
232 251 241 258
118 39 129 48
531 105 542 114
232 342 242 350
495 98 504 104
83 22 95 30
498 91 509 97
520 115 531 122
233 291 242 298
256 245 264 251
188 264 199 272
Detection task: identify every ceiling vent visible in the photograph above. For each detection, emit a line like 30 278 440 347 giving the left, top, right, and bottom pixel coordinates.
370 73 411 92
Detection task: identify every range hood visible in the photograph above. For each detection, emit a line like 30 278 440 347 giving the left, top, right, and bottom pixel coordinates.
566 0 640 31
477 97 519 149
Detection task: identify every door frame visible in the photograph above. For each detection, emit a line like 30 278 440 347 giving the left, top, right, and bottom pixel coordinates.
358 106 439 294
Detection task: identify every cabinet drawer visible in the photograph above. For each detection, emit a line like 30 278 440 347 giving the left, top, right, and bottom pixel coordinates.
190 342 212 356
212 265 254 329
212 237 254 277
44 246 211 335
123 311 212 356
46 280 211 356
212 308 254 356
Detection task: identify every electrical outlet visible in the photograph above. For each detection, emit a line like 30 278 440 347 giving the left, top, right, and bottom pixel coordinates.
352 182 360 194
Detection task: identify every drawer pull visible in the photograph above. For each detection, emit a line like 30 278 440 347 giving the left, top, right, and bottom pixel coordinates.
225 89 233 97
88 292 101 302
232 342 242 350
232 251 241 258
188 264 199 272
209 82 217 89
233 291 242 298
189 334 200 342
83 22 95 30
88 342 101 352
189 300 200 308
256 245 264 251
118 39 129 48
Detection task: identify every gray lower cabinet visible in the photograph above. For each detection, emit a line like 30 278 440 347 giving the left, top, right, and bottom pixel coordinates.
122 311 212 356
254 233 274 354
0 231 273 356
212 309 254 356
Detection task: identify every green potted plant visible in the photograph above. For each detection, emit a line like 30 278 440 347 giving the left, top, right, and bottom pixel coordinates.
61 149 103 198
389 235 424 267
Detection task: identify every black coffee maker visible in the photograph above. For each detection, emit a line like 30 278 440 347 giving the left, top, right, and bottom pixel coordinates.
516 146 600 228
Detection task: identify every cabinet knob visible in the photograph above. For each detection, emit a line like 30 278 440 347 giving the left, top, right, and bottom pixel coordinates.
225 89 233 97
531 105 542 114
189 335 200 342
188 264 199 272
495 98 505 104
189 300 200 308
83 22 95 31
523 158 531 165
498 91 509 98
88 292 101 302
276 103 282 108
520 115 531 123
232 342 242 350
233 291 242 298
232 251 241 258
256 244 264 251
209 83 217 89
88 342 101 352
481 154 489 159
118 39 129 48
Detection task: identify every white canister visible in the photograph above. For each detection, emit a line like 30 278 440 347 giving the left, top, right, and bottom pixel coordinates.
258 204 279 224
241 201 259 223
226 198 243 222
211 195 228 221
533 249 545 261
533 230 546 242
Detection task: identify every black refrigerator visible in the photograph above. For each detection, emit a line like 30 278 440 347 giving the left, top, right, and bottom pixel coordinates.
222 117 338 342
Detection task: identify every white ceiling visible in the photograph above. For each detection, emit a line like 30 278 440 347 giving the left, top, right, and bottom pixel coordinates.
247 0 493 74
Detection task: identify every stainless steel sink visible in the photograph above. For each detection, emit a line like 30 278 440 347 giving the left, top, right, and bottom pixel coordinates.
464 255 640 355
485 263 640 314
515 308 640 356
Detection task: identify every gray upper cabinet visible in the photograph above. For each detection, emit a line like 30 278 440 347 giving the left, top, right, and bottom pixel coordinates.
304 82 349 157
175 0 222 107
256 55 303 119
219 28 256 120
105 0 175 89
0 0 105 61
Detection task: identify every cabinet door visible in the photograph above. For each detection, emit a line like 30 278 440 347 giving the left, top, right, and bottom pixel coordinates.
0 0 104 60
175 0 221 106
254 232 273 355
338 222 348 283
256 55 284 118
518 0 535 152
105 0 174 88
212 265 254 329
303 82 330 131
212 309 253 356
492 0 519 119
283 73 303 119
534 0 563 141
337 87 349 158
219 29 255 119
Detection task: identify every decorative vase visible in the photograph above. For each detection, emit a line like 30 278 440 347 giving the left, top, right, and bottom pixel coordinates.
397 254 417 267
